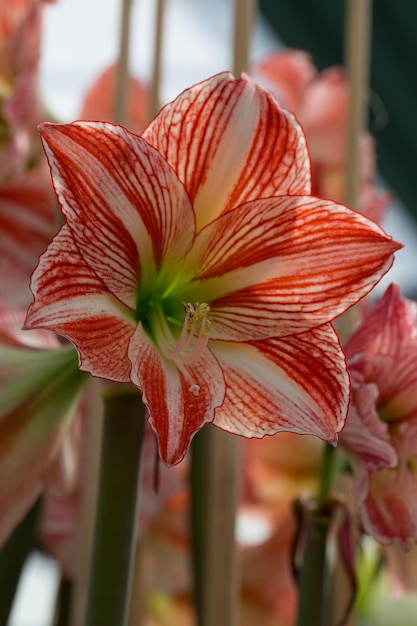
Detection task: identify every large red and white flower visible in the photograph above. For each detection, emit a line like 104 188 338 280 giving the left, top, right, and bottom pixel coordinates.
25 72 400 465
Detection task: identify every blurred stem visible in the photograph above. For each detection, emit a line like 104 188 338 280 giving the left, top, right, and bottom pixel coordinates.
0 497 42 626
318 443 337 506
191 425 241 626
296 506 332 626
53 577 73 626
190 427 209 621
84 389 146 626
296 441 339 626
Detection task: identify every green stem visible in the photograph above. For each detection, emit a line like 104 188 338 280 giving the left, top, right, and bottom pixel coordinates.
296 508 332 626
53 577 73 626
0 497 42 626
191 425 241 626
318 443 337 506
296 442 339 626
190 428 209 623
85 389 146 626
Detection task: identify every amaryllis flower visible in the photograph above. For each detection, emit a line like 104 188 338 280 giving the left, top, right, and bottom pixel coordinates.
341 284 417 548
0 300 88 546
25 72 400 465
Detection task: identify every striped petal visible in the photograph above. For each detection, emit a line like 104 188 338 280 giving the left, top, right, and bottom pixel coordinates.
182 196 400 340
345 283 417 360
39 122 195 308
143 72 311 231
210 324 349 442
128 325 225 465
25 225 135 382
341 378 397 471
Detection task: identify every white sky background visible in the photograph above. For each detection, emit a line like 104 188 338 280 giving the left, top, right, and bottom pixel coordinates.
39 0 279 120
10 0 417 623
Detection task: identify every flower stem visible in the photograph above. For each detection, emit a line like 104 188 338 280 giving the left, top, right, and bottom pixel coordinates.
84 388 146 626
191 425 241 626
296 442 338 626
0 497 42 626
295 506 332 626
318 443 337 506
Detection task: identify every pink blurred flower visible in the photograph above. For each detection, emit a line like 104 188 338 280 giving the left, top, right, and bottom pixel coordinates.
0 169 56 306
341 284 417 548
256 49 390 221
0 0 54 176
79 63 149 134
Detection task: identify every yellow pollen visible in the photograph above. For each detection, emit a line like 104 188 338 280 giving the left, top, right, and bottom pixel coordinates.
182 302 211 336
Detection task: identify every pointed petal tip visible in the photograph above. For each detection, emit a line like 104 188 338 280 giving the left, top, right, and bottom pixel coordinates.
38 121 58 136
390 237 404 252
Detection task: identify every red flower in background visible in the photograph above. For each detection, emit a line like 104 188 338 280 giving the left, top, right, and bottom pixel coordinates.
79 63 149 134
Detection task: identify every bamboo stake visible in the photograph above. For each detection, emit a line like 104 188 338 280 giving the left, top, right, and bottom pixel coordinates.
331 2 373 624
344 0 373 211
149 0 166 119
114 0 134 126
200 427 242 626
232 0 257 76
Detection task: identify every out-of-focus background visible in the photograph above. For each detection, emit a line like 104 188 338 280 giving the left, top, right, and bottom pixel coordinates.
8 0 417 623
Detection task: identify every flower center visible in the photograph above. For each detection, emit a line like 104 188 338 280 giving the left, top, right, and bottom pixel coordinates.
148 301 211 367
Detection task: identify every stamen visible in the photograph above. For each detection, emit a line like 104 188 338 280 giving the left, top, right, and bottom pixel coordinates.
165 302 211 365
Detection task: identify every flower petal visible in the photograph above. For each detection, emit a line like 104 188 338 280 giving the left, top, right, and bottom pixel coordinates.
39 121 195 307
128 325 225 465
341 377 397 471
345 283 417 361
143 72 311 231
25 224 135 382
359 420 417 548
210 323 348 442
183 196 401 340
